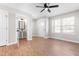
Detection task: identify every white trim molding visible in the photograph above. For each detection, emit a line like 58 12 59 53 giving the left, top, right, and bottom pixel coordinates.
7 41 17 46
49 37 79 43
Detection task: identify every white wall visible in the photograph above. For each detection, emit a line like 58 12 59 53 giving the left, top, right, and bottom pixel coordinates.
8 11 17 44
32 19 37 36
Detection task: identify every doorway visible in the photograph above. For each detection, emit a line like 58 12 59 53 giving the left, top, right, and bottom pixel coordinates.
16 14 28 46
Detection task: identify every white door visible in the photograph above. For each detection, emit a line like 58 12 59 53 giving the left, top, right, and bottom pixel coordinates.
0 14 8 46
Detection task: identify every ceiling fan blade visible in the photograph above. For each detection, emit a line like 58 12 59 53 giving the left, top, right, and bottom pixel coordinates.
49 5 59 8
48 9 51 13
44 3 48 7
36 6 44 8
40 8 45 13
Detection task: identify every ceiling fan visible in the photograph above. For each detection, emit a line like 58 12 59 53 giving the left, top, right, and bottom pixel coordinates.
36 3 59 13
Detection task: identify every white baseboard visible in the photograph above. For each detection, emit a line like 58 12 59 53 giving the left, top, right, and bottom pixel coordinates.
7 41 17 46
50 37 79 43
32 35 49 39
0 44 6 46
33 35 79 43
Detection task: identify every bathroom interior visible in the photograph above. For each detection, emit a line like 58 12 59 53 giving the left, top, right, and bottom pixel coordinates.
16 14 27 45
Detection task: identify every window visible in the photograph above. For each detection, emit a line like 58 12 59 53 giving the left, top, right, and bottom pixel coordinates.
62 17 75 33
55 19 61 33
52 16 75 34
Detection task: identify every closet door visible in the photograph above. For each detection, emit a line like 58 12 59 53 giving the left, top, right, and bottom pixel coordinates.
2 14 8 45
0 14 8 46
0 14 3 45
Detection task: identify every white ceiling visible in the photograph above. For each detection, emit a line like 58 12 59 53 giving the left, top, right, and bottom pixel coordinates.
0 3 79 18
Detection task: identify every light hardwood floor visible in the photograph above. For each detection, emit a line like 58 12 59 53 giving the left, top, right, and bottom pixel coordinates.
0 37 79 56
